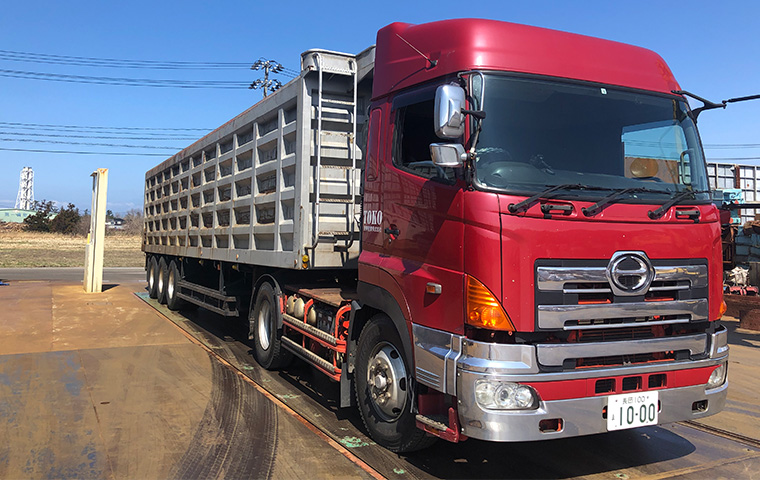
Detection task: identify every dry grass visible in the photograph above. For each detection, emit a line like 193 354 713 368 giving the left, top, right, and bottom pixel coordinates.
0 228 144 267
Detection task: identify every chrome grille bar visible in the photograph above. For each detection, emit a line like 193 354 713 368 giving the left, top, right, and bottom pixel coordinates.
536 333 708 367
537 267 606 291
563 317 691 330
537 264 708 291
537 299 708 330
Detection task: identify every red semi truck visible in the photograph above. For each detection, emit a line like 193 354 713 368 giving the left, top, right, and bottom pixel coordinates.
143 19 728 452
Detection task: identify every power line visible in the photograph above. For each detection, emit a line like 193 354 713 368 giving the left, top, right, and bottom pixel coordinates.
0 138 182 149
0 147 168 156
708 157 760 162
0 121 210 131
626 140 760 149
0 121 211 132
704 144 760 149
0 68 255 88
0 52 249 69
0 131 199 141
0 49 300 75
0 50 298 80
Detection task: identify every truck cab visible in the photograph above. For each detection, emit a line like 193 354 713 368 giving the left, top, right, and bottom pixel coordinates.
356 19 727 446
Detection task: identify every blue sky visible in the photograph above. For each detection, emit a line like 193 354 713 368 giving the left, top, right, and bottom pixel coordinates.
1 0 758 213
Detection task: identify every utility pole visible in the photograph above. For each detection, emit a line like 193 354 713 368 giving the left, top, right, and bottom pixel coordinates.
250 59 284 98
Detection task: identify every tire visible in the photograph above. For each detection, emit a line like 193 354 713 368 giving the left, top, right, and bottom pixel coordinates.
354 314 437 452
157 257 169 304
165 260 186 311
147 256 159 299
251 282 292 370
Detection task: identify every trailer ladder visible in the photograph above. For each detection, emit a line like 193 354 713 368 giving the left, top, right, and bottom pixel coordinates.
310 51 361 254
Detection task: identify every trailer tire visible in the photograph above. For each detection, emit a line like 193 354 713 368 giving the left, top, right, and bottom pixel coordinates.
147 256 159 299
157 257 169 304
165 260 186 311
252 282 291 370
355 314 436 452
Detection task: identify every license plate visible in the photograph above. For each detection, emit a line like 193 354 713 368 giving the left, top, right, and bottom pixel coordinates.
606 391 659 431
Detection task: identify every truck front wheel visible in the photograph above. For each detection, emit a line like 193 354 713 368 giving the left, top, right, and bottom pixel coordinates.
251 282 291 370
355 314 436 452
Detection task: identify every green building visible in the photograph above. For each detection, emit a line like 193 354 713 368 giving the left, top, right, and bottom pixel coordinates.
0 208 36 223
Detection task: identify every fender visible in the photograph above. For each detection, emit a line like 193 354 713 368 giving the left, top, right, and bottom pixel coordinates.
339 280 415 409
356 280 415 375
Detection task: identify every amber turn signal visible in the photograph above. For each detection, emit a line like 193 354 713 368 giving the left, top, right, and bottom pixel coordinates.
466 275 515 332
719 300 727 318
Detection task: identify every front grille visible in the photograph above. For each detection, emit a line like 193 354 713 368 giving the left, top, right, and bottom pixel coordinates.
535 257 708 332
648 374 667 388
622 376 642 391
568 326 661 343
595 378 615 394
570 351 679 369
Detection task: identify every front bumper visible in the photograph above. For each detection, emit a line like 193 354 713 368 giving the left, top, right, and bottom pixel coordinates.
413 323 729 442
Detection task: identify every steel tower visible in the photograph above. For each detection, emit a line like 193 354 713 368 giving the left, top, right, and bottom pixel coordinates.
15 166 34 210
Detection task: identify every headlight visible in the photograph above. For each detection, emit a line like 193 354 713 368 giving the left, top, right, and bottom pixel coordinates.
707 362 727 389
475 380 538 410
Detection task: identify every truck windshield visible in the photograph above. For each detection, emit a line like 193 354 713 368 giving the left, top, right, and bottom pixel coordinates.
472 75 710 203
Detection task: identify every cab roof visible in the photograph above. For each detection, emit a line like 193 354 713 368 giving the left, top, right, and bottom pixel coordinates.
372 19 680 99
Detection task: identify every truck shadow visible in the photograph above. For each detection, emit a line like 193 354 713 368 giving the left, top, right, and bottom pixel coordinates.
173 305 699 479
401 427 696 479
723 317 760 350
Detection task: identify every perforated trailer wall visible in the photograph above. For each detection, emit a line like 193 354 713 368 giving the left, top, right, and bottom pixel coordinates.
143 48 374 269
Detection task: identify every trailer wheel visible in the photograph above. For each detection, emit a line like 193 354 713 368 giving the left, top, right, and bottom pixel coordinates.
165 260 186 311
252 282 291 370
355 314 436 452
147 256 159 299
157 257 169 304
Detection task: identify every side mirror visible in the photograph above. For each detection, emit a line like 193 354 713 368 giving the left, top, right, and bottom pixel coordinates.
434 84 466 139
430 143 465 167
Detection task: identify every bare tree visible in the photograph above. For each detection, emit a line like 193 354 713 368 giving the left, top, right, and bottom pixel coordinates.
121 208 144 235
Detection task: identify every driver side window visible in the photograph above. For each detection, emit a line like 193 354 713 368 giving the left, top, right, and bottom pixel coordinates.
393 99 457 183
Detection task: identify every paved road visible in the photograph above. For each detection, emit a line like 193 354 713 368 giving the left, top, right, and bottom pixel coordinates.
142 296 760 479
0 279 376 479
0 267 145 284
3 269 760 479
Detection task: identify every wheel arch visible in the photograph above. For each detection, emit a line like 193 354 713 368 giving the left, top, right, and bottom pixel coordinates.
355 281 414 366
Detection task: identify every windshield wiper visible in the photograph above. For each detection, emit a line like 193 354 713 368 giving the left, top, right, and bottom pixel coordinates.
508 183 602 213
648 189 711 219
581 187 670 216
582 188 643 216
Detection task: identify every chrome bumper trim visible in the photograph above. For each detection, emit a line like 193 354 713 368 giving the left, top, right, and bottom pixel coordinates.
413 324 726 383
537 299 708 330
457 376 727 442
709 325 729 358
535 333 708 367
412 324 463 395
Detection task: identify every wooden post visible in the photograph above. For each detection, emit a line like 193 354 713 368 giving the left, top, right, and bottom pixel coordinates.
84 168 108 293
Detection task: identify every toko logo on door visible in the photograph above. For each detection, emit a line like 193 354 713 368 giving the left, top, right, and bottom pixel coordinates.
363 210 383 232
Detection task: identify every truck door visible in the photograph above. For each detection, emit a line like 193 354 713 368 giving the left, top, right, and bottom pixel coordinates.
377 87 466 335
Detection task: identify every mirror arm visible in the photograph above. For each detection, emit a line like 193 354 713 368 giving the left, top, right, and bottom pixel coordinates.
462 109 486 120
674 90 760 122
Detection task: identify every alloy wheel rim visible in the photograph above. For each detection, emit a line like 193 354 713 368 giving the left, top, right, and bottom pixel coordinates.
366 342 407 421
